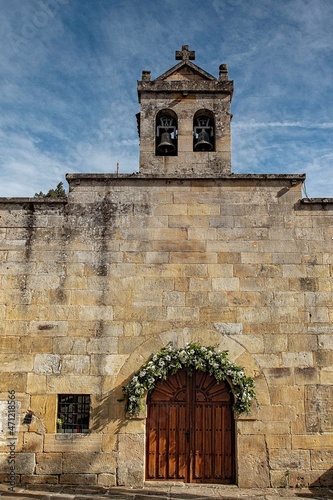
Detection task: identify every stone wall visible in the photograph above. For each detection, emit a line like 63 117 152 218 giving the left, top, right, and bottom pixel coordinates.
0 173 332 487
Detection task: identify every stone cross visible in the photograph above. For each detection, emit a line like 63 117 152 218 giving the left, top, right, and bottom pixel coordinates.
175 45 195 61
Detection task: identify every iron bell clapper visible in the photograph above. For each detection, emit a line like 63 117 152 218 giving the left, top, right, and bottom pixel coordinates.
157 132 175 153
195 129 213 151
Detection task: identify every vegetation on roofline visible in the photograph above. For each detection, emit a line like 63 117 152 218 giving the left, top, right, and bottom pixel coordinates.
34 182 66 199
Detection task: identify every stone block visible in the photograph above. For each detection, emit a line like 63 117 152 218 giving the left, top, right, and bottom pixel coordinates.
46 376 102 395
0 452 35 474
237 435 270 488
214 322 243 335
36 452 62 474
118 433 145 487
145 252 169 264
31 394 57 433
269 449 310 470
263 334 287 353
118 337 143 355
59 474 97 484
22 474 59 485
62 452 116 473
320 367 333 384
76 305 113 321
87 337 118 354
305 385 333 432
188 227 217 241
311 450 333 470
254 354 280 369
237 420 290 436
34 354 61 374
53 338 87 354
295 367 319 385
212 277 239 291
90 354 128 376
22 432 43 452
265 435 291 450
315 350 333 366
292 434 333 449
97 473 116 487
288 334 318 352
170 252 217 264
270 469 289 488
44 433 103 453
288 469 333 488
282 351 313 368
61 355 90 375
318 334 333 349
0 373 27 392
264 367 293 385
174 278 189 291
0 354 33 372
154 204 187 216
207 263 234 277
239 307 271 323
167 306 199 322
27 374 47 394
259 405 296 422
188 278 212 291
162 291 185 307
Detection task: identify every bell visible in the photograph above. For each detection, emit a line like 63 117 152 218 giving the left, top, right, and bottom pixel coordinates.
157 132 175 153
195 130 213 151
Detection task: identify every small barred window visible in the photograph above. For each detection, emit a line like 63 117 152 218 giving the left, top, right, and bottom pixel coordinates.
57 394 90 433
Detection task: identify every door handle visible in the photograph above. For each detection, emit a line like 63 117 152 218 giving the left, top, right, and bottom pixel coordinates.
185 430 190 442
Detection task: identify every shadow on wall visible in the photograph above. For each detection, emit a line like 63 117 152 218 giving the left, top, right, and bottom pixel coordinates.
90 386 127 433
309 467 333 489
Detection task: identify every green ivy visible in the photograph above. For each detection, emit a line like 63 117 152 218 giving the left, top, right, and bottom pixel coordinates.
122 342 256 416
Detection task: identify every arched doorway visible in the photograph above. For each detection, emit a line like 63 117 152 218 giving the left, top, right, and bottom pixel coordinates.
146 369 235 483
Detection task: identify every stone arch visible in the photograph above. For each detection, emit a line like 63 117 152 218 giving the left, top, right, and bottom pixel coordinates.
115 326 270 410
115 327 271 488
193 108 215 151
155 109 178 156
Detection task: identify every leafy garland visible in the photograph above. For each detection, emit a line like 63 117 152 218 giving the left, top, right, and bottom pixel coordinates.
122 343 256 416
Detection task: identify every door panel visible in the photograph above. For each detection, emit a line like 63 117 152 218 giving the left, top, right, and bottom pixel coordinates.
146 369 235 483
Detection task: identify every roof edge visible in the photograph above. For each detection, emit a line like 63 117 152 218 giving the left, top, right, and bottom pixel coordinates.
66 173 306 182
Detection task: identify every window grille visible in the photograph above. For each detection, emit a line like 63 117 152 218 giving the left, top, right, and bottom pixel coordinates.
57 394 90 433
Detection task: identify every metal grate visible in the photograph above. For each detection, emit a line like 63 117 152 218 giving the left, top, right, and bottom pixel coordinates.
57 394 90 433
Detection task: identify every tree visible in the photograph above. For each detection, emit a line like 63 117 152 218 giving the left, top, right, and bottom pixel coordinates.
34 182 66 199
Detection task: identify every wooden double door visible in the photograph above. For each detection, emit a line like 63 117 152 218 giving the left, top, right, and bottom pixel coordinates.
146 369 235 483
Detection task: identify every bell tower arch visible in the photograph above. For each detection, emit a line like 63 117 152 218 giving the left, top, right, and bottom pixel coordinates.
137 45 233 176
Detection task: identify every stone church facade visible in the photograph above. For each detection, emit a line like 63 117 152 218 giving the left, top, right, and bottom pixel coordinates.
0 46 332 488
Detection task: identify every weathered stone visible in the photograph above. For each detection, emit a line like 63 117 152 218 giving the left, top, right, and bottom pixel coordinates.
97 473 116 487
44 433 103 453
34 354 61 374
118 433 145 487
214 322 243 335
36 452 62 474
62 452 116 473
59 473 97 484
22 432 43 452
237 435 270 487
0 452 35 474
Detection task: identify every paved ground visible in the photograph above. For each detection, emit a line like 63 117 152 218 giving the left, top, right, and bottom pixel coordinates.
0 483 333 500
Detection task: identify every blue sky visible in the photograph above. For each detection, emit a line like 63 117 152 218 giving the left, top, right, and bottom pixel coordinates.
1 0 333 197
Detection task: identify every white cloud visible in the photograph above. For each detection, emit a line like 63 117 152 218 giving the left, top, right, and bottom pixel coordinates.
0 0 332 198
